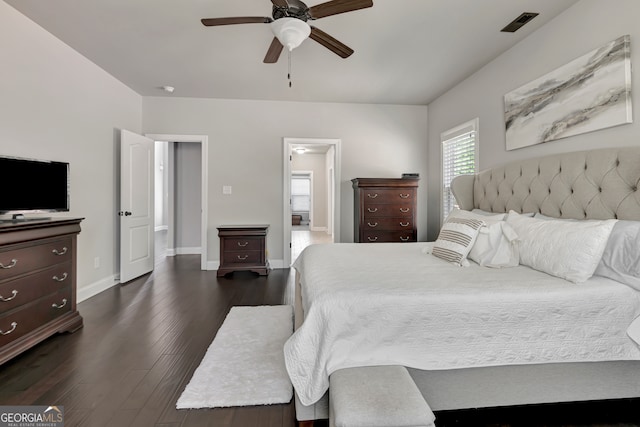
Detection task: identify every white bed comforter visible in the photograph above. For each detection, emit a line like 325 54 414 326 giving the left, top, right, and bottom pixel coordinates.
284 242 640 406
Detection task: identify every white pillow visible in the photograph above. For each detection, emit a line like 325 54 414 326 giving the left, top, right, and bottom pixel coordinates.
594 220 640 290
451 210 519 268
469 221 519 268
432 208 484 266
506 211 616 283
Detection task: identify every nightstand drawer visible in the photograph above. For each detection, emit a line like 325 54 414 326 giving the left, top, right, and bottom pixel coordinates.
222 238 263 252
222 251 262 265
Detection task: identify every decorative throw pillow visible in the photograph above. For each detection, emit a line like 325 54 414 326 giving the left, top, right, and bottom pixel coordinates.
431 208 484 266
594 220 640 290
506 211 616 283
469 220 519 268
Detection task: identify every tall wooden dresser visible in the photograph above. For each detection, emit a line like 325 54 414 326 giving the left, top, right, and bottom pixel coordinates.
0 218 83 365
352 178 419 243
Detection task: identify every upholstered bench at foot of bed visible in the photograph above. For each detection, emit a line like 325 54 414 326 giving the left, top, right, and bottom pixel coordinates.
329 365 436 427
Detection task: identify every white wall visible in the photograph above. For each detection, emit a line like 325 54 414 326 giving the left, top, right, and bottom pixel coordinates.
142 97 429 265
292 152 328 229
0 1 142 300
174 142 202 253
426 0 640 240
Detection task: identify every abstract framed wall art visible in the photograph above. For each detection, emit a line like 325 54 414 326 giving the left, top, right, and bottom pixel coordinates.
504 35 632 151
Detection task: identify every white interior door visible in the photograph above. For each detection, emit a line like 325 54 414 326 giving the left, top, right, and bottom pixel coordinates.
120 129 154 283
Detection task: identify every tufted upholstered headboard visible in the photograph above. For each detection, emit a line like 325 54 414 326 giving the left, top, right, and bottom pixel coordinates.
451 147 640 220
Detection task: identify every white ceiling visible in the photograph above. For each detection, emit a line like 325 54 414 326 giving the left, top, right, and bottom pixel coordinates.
5 0 580 105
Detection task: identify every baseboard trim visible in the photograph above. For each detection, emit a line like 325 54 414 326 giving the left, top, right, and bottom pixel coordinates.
310 226 328 232
77 274 119 303
175 247 201 255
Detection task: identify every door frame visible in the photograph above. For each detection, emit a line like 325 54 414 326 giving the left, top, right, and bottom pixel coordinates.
283 137 341 267
146 133 209 270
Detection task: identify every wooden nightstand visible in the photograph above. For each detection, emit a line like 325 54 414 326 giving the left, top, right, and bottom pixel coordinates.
217 225 270 277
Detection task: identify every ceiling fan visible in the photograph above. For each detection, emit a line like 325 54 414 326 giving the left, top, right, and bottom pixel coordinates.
201 0 373 63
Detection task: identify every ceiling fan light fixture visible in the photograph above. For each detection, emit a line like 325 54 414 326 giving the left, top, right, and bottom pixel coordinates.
270 17 311 51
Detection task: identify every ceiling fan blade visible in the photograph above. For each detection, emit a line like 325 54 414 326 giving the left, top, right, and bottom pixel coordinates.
308 0 373 19
309 26 353 58
264 37 285 63
271 0 289 7
201 17 272 26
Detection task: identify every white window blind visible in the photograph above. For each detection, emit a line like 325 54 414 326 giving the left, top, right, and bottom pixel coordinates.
441 119 478 222
291 177 311 212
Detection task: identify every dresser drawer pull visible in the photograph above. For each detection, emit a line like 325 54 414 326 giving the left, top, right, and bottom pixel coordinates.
237 255 249 260
52 247 68 256
367 208 378 213
399 193 410 199
53 273 68 282
237 241 249 247
0 322 17 336
0 259 17 269
367 222 378 228
0 290 18 302
399 207 410 213
52 299 68 309
367 193 378 199
400 236 410 242
399 222 410 227
367 236 378 242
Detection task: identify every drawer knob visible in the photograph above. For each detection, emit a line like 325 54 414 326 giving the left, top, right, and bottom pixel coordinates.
367 207 378 213
52 299 68 309
400 222 410 227
53 273 68 282
367 193 378 198
52 247 68 256
0 290 18 302
400 236 410 242
237 255 249 260
237 241 249 247
0 322 17 336
399 207 410 213
399 193 410 199
367 236 378 242
367 222 378 228
0 259 17 269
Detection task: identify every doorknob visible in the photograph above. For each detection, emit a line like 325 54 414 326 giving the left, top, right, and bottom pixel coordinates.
118 211 132 216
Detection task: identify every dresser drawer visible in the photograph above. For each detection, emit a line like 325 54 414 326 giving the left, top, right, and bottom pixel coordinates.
0 238 72 281
0 288 72 347
362 189 415 204
363 204 414 218
361 231 415 243
222 250 262 265
0 262 72 314
222 237 263 252
361 218 414 231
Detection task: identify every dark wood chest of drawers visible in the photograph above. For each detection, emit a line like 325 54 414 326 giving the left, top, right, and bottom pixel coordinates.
352 178 419 243
0 218 83 365
217 225 270 277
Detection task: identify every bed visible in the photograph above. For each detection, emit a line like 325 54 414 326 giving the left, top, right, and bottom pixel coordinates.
284 146 640 423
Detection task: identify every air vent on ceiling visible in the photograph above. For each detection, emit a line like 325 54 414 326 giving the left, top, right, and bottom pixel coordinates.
501 12 539 33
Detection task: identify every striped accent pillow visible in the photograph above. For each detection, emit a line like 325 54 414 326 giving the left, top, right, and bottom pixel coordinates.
432 210 484 265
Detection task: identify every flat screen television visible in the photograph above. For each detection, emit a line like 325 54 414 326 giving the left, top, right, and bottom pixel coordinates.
0 155 70 217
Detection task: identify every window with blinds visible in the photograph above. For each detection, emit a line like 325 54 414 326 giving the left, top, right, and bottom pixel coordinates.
291 176 311 212
441 118 479 222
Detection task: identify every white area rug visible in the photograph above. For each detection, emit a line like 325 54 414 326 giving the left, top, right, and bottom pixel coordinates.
176 305 293 409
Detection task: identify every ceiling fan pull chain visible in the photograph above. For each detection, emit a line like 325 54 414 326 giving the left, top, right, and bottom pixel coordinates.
288 50 292 88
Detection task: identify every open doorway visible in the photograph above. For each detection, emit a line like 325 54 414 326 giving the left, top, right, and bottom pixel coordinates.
148 134 209 270
283 138 341 266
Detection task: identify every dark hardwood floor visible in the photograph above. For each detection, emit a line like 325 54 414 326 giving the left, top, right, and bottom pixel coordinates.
0 254 638 427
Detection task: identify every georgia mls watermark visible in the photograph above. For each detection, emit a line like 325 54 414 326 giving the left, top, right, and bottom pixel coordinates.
0 406 64 427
